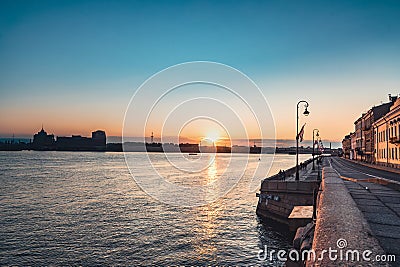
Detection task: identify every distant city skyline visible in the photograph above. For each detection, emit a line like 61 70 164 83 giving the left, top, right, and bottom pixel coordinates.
0 127 342 149
1 1 399 142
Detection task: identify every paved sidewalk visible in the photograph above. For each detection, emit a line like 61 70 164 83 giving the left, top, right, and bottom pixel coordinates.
344 180 400 262
331 157 400 266
284 159 324 181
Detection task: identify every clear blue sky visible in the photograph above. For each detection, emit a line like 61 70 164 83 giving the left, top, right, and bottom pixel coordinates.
1 0 399 141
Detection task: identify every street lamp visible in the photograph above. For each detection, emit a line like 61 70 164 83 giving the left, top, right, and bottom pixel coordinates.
312 129 319 170
317 136 322 180
296 100 310 181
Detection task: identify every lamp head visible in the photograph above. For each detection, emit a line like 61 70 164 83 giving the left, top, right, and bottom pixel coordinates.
303 107 310 116
316 131 319 137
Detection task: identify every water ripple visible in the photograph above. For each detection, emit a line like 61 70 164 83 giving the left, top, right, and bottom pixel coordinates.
0 152 310 266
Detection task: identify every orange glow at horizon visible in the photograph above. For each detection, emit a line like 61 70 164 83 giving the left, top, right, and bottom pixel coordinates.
177 119 233 146
1 98 351 142
1 116 346 142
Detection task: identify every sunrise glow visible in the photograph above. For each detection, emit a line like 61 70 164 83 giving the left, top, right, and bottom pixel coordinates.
205 131 221 143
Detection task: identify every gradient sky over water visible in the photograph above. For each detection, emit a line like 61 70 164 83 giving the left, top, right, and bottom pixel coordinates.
0 0 399 141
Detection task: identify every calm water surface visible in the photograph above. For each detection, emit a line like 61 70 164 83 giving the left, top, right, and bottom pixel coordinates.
0 151 311 266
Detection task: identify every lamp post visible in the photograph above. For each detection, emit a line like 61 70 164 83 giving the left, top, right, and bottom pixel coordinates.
296 100 310 181
317 136 322 180
312 129 319 170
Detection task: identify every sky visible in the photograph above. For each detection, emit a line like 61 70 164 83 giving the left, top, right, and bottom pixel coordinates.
0 0 399 143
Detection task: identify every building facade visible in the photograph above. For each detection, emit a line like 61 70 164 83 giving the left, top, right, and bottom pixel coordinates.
350 132 357 160
362 102 393 163
354 117 364 161
344 94 398 165
342 134 351 159
349 95 395 163
373 97 400 168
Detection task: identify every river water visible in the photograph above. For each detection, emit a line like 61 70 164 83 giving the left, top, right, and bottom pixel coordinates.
0 151 311 266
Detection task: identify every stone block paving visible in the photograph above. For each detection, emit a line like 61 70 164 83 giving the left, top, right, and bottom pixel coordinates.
282 160 322 181
344 180 400 264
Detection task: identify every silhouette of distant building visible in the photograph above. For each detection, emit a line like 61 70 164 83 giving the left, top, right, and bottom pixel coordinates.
31 127 106 151
145 132 163 152
33 126 55 150
179 143 200 153
56 130 106 151
250 144 261 154
92 130 106 147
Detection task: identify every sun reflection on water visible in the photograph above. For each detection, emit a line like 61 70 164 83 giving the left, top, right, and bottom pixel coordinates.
192 202 224 262
206 155 218 184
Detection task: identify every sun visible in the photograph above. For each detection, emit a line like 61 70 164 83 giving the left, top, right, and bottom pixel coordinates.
205 131 220 143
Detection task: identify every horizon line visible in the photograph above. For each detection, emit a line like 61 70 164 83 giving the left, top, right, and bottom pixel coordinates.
0 134 341 143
